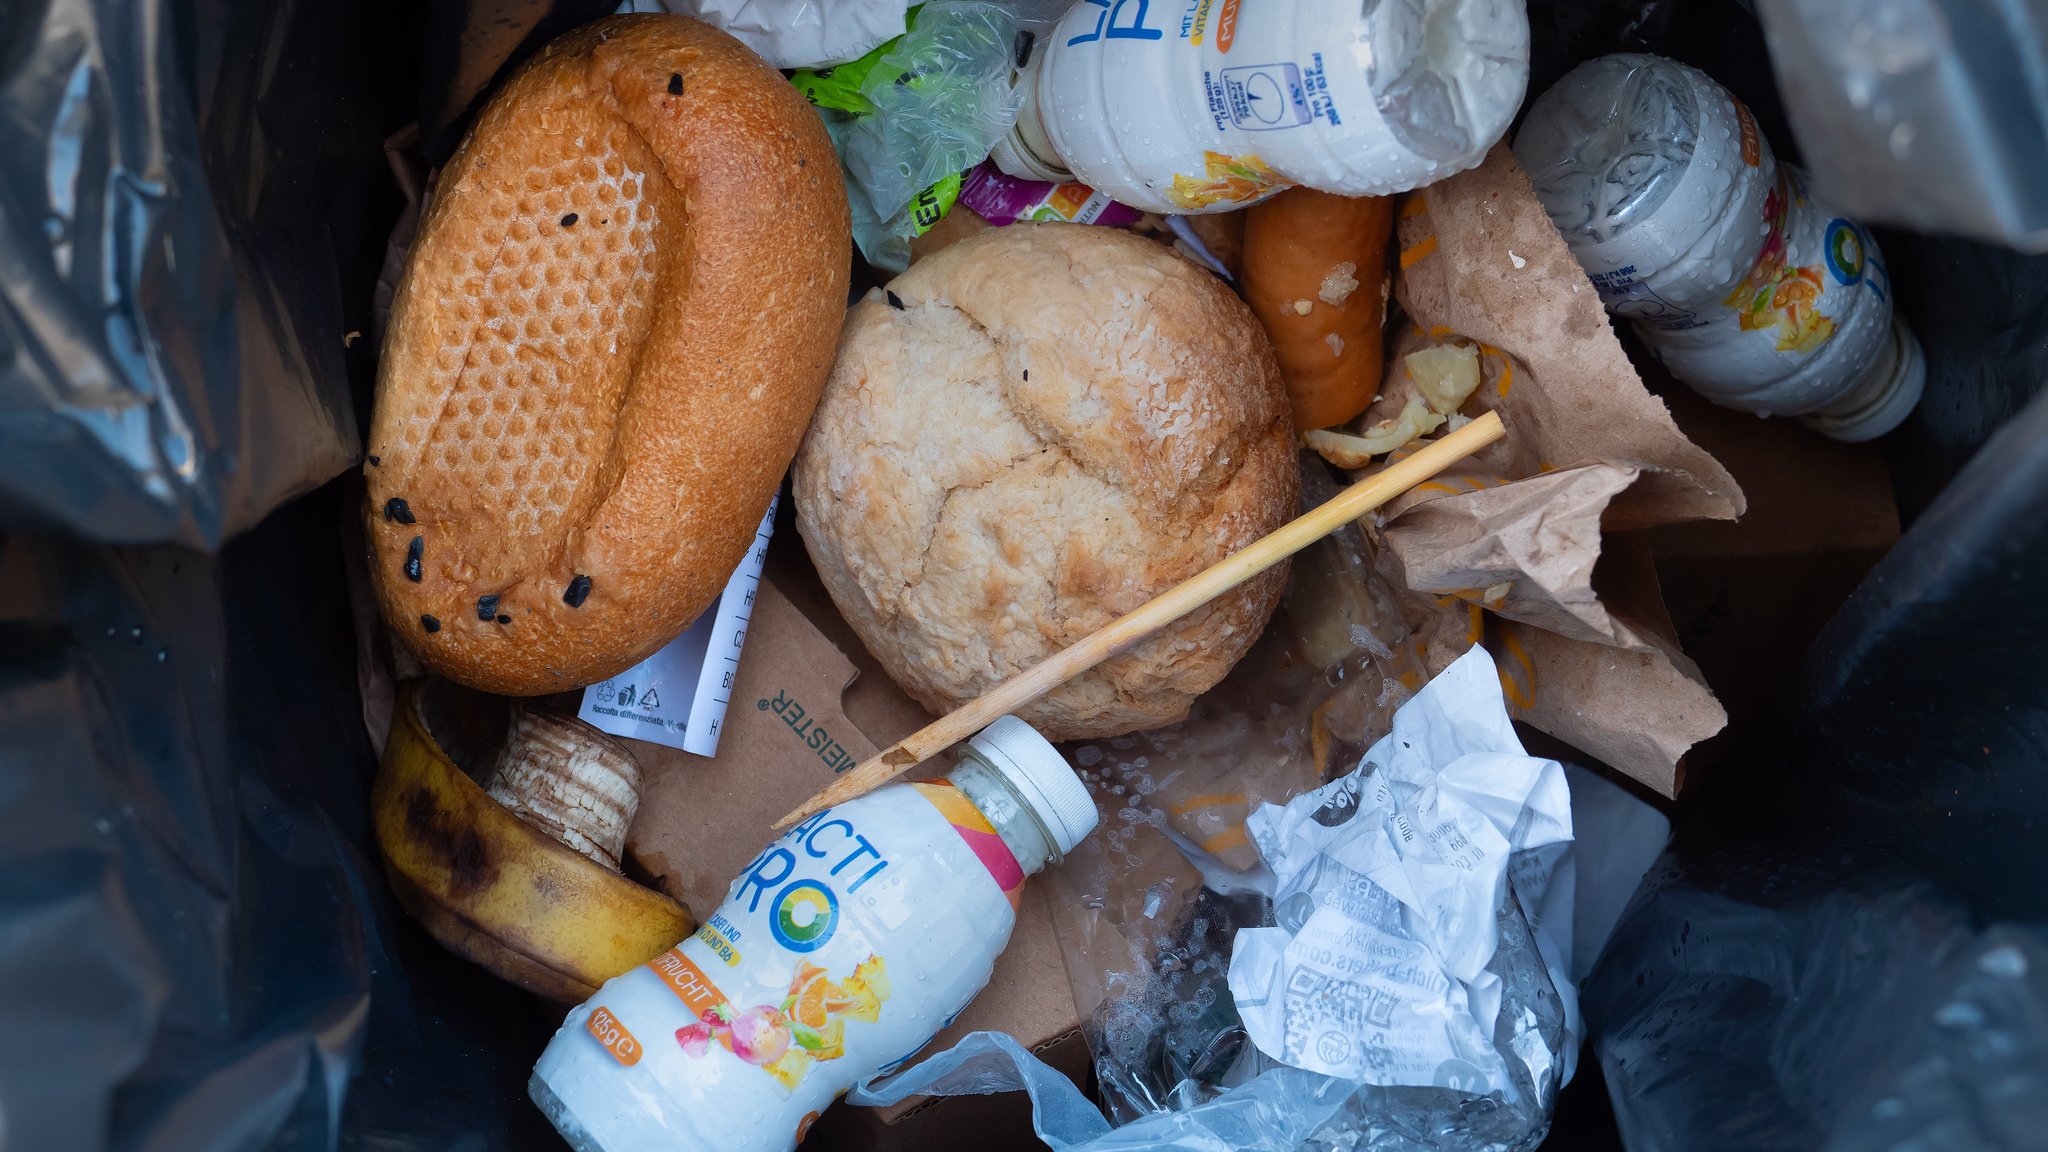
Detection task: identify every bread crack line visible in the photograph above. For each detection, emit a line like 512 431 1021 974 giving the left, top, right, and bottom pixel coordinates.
897 447 1042 610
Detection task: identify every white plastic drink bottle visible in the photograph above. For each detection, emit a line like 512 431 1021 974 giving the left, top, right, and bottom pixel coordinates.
1514 53 1925 442
529 716 1097 1152
991 0 1529 214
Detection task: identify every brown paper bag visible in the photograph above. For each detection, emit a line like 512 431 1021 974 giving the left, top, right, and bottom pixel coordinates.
1354 145 1744 796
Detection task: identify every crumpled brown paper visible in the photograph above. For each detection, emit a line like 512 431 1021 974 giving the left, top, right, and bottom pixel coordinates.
1357 145 1746 797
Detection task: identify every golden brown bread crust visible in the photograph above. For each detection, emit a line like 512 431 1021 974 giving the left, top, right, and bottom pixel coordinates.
366 15 850 696
794 223 1298 741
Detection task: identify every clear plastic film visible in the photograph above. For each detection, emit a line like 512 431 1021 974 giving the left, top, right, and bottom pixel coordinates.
853 463 1605 1150
1754 0 2048 253
1049 469 1435 1127
806 1 1052 270
854 648 1609 1151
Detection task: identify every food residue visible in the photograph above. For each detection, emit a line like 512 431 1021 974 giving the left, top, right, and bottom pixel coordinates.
1303 397 1447 467
1406 343 1483 414
1318 261 1360 305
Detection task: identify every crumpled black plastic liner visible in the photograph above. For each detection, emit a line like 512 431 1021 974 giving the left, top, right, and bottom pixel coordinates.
0 0 572 1146
0 483 563 1149
1 0 405 548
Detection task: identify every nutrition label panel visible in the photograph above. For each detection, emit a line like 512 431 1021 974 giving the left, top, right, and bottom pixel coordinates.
577 495 776 758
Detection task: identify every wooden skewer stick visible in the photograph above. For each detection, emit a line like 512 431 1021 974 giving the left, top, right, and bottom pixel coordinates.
773 409 1507 830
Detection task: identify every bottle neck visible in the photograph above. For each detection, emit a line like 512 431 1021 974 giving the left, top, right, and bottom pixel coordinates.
1803 316 1927 442
990 49 1072 184
945 753 1061 876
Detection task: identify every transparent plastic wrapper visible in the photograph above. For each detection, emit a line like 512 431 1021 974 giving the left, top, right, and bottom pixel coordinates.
802 2 1046 271
1039 469 1436 1127
1219 647 1576 1119
1754 0 2048 254
955 473 1415 1110
849 643 1669 1151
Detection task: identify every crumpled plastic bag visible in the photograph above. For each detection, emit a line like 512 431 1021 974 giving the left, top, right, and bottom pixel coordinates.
623 0 912 69
851 648 1673 1152
1227 647 1576 1098
1754 0 2048 253
809 1 1040 270
1591 839 2048 1152
851 1032 1366 1152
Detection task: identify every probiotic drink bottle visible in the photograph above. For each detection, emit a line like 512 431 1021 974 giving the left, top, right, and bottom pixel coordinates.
990 0 1529 214
1514 53 1925 442
529 716 1097 1152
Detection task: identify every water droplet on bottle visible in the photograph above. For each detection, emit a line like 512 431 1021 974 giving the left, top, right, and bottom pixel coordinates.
1979 944 2028 979
1933 1000 1984 1029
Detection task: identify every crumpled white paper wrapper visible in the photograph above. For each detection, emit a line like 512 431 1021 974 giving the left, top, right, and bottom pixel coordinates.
1227 646 1575 1096
617 0 910 68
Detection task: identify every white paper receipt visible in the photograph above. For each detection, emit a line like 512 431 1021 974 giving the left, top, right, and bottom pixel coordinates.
577 497 776 757
1227 646 1575 1095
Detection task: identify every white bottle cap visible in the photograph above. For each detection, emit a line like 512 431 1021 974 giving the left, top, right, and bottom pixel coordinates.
966 716 1097 856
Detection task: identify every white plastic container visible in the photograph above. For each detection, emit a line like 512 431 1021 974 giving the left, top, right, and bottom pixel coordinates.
991 0 1529 214
1514 53 1925 442
528 716 1097 1152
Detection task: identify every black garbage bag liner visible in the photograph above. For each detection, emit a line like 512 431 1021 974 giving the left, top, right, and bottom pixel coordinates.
0 485 568 1150
1589 841 2048 1152
0 0 584 1147
0 0 407 548
4 0 2044 1148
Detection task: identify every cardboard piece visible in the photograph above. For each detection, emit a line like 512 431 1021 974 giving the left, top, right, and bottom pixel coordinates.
620 565 1084 1141
1348 145 1748 796
1642 379 1900 748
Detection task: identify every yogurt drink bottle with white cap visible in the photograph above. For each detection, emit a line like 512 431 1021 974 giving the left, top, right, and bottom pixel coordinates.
991 0 1530 214
529 716 1098 1152
1514 53 1925 442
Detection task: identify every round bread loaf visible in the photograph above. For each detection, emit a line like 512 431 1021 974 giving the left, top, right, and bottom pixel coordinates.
795 224 1299 740
366 15 850 696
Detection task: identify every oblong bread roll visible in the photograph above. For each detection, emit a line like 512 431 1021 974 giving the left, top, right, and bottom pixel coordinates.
366 14 850 695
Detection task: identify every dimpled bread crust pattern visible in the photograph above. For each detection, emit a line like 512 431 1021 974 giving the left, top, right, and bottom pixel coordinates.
366 15 849 695
795 224 1299 741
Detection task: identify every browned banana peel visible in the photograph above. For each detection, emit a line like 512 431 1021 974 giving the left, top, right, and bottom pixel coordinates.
372 679 693 1002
